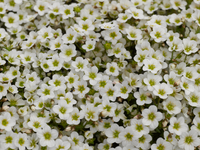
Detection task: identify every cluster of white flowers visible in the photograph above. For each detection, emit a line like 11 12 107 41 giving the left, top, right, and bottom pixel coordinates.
1 0 200 149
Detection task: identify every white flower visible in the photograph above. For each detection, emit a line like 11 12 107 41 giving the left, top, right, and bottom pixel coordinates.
78 19 95 33
143 58 162 74
93 74 112 91
62 28 77 44
50 37 63 50
98 98 117 117
1 131 17 149
37 125 58 147
80 103 99 121
134 50 150 67
117 11 132 23
37 84 55 101
126 73 141 90
82 40 96 52
142 105 163 129
27 115 46 132
34 1 49 16
65 71 79 88
178 130 200 150
185 91 200 107
183 67 199 82
3 12 19 28
153 83 173 99
49 54 64 71
37 27 53 42
105 62 119 76
105 124 123 143
73 80 89 98
126 26 142 41
168 116 188 135
115 81 132 99
191 117 200 135
53 100 73 120
135 134 152 150
67 107 84 125
128 7 144 19
48 74 66 91
14 133 28 150
151 138 173 150
101 28 122 44
71 57 89 72
180 77 194 95
131 119 149 137
163 96 182 114
134 89 152 105
150 26 167 42
0 83 9 99
68 131 84 147
171 0 187 10
50 139 71 150
83 66 102 85
183 38 198 55
100 85 118 101
163 71 178 87
61 5 75 19
26 133 39 150
0 112 16 131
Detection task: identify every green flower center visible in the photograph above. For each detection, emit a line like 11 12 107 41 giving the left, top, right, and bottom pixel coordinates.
107 89 114 96
104 122 111 129
190 94 199 103
155 32 161 38
65 9 70 15
18 138 25 146
82 24 88 30
2 119 8 126
125 133 133 140
136 124 143 132
148 64 156 70
38 5 45 11
130 32 136 38
65 49 72 56
148 112 156 121
109 66 115 73
158 89 166 96
54 80 61 86
173 122 180 130
166 102 175 111
140 94 147 101
43 132 51 140
110 32 117 39
72 113 79 120
104 105 111 112
99 80 106 88
120 87 128 94
43 89 50 95
33 121 41 128
77 62 84 69
52 60 59 67
68 77 74 84
5 136 13 143
59 107 66 114
185 136 193 144
113 130 120 138
89 72 96 79
157 144 165 150
67 34 74 40
8 17 14 23
78 85 85 93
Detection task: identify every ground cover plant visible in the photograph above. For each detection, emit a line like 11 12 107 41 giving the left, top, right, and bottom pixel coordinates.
0 0 200 149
